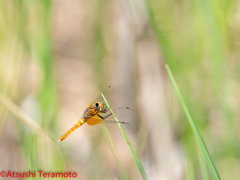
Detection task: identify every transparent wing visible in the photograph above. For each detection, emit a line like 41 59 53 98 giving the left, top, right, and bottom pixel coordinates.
89 86 115 108
86 116 128 126
86 107 134 126
87 86 134 124
99 107 134 121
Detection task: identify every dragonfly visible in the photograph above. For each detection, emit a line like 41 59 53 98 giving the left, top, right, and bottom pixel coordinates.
58 86 133 142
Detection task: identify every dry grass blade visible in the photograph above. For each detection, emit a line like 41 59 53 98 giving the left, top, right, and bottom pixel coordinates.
0 91 52 141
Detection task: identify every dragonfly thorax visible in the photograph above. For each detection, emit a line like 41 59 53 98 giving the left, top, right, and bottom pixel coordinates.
82 102 105 120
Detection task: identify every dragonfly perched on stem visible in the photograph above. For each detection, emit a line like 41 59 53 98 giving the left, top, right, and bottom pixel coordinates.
58 86 134 142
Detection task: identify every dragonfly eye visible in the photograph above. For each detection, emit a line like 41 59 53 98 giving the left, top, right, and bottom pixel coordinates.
95 103 99 107
95 102 104 111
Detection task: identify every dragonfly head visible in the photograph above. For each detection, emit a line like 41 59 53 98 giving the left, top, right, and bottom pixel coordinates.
94 102 104 111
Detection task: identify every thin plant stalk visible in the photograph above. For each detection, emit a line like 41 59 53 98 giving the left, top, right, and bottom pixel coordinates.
0 91 47 138
165 64 220 180
101 93 148 180
197 140 210 180
102 126 128 180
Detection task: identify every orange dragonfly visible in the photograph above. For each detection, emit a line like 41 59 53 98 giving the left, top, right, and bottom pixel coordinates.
58 86 133 142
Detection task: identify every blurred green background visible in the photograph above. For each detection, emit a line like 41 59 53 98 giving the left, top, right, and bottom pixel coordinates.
0 0 239 179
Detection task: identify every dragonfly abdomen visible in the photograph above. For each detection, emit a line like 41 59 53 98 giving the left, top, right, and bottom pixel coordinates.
58 118 86 142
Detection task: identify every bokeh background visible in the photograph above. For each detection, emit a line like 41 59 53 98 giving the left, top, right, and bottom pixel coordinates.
0 0 240 179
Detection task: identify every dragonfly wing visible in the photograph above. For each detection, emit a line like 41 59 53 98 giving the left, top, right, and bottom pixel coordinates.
88 86 115 108
87 107 134 125
86 86 134 123
98 107 134 121
87 116 104 126
86 116 128 126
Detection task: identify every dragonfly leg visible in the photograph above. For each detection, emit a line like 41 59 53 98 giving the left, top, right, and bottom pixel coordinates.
97 113 112 120
101 106 109 113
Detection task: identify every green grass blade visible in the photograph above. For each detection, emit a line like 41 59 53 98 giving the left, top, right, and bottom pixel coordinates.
186 158 195 180
101 93 148 180
165 64 220 180
102 126 128 180
197 140 210 180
